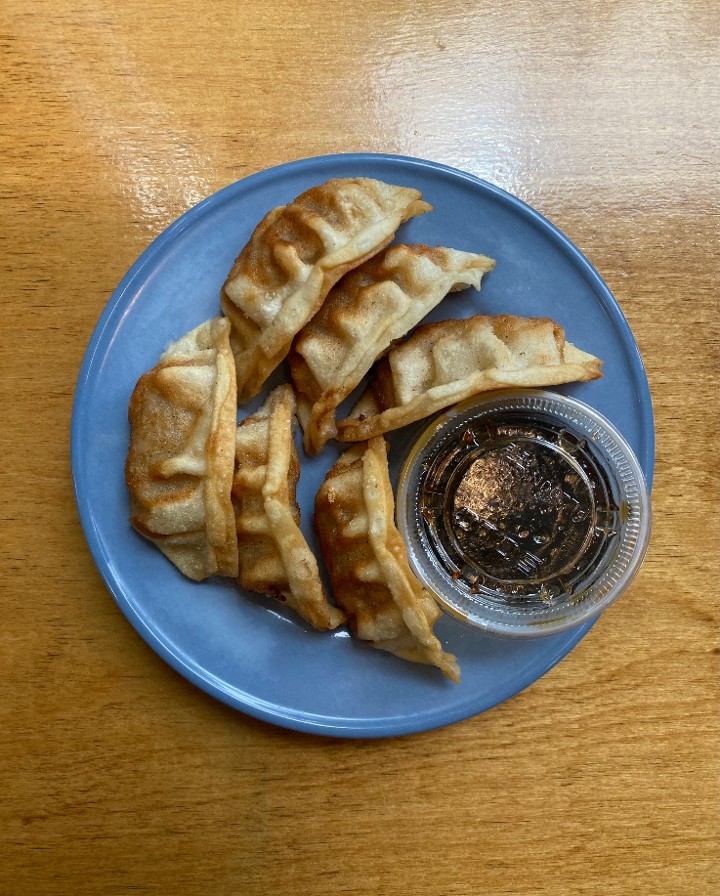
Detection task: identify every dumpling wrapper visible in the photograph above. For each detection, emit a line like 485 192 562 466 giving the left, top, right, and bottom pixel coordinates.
337 314 603 442
314 436 460 681
125 317 239 581
289 244 495 455
221 177 432 402
232 384 345 631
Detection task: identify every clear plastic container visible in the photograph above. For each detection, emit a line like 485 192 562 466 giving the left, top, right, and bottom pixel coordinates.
396 390 652 637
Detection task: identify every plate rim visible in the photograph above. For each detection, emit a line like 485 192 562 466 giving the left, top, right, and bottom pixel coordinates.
71 152 655 738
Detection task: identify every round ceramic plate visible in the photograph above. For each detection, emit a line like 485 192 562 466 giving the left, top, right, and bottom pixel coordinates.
71 154 654 738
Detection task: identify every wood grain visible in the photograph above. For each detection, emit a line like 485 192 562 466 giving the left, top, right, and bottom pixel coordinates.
1 1 718 893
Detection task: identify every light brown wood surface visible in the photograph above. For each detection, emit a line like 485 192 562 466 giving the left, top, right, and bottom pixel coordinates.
2 1 718 893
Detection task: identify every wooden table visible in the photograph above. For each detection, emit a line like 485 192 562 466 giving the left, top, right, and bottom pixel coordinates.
2 1 718 893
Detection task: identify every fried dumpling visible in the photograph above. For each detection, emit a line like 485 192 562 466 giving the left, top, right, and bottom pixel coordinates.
289 244 495 455
337 314 603 442
125 317 238 581
232 384 345 631
314 436 460 681
221 177 432 402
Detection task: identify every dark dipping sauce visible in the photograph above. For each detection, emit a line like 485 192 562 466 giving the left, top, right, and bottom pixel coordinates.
417 413 621 608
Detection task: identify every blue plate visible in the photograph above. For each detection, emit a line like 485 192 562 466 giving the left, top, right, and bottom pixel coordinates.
71 154 654 738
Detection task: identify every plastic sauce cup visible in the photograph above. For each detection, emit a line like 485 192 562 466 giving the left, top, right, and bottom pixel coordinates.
396 390 652 637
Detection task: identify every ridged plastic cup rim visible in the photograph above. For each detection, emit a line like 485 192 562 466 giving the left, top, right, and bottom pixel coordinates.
396 389 652 637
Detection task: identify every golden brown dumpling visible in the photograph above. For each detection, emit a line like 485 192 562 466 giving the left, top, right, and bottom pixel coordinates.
289 244 495 455
314 437 460 681
125 317 238 581
337 314 603 442
232 384 345 631
220 177 432 402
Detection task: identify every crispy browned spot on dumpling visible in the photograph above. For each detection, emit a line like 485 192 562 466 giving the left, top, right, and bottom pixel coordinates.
289 244 495 455
337 314 603 442
232 384 345 631
220 177 432 402
314 436 460 681
125 317 238 581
